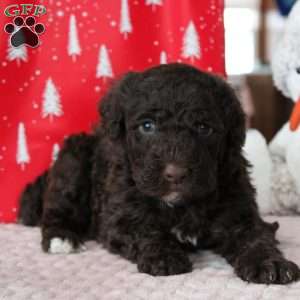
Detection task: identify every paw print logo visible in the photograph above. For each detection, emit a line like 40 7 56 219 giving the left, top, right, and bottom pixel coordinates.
4 16 45 48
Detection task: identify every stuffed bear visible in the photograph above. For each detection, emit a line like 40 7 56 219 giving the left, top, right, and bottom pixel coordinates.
244 0 300 215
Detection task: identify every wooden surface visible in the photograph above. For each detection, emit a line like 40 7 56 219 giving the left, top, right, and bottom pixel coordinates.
246 73 293 142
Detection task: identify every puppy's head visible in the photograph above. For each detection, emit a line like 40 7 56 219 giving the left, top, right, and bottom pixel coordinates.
100 64 245 206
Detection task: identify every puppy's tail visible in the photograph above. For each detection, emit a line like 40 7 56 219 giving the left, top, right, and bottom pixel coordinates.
18 170 48 226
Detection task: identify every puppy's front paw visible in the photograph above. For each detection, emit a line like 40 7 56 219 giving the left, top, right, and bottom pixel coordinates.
42 229 85 254
235 256 300 284
137 251 192 276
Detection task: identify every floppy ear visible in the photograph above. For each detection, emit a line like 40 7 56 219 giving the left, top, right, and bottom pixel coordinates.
99 72 140 139
218 82 247 179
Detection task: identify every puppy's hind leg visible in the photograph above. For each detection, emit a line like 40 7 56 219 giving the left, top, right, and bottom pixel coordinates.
41 133 96 254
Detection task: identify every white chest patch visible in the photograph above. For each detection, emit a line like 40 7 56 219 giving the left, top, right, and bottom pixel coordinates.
49 237 86 254
171 228 197 246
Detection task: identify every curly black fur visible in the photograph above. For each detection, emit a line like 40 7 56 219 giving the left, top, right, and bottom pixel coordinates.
19 63 299 284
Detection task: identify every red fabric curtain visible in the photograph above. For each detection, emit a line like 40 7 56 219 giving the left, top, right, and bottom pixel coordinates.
0 0 225 223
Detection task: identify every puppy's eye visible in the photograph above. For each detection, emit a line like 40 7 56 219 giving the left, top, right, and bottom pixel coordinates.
197 123 213 136
139 120 156 135
296 67 300 74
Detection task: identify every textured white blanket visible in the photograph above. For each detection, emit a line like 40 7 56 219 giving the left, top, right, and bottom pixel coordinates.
1 216 300 300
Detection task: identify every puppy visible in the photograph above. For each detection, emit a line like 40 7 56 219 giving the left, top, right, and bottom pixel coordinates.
19 63 299 284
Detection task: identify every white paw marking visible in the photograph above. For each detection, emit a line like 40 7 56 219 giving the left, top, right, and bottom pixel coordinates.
49 238 74 254
49 237 85 254
171 228 197 246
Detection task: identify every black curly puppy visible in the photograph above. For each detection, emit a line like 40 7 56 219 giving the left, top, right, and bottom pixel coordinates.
19 63 299 284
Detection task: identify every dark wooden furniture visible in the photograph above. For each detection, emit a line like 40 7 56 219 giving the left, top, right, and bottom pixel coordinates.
246 72 293 142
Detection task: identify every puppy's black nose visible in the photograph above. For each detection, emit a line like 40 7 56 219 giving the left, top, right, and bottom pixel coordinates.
163 164 187 184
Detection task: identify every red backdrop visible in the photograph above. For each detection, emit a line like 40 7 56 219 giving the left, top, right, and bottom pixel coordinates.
0 0 225 223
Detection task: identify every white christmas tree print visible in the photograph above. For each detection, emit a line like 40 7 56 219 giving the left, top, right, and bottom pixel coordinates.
96 45 114 81
119 0 132 39
51 143 60 165
7 41 28 66
146 0 163 11
16 122 30 170
68 14 81 62
160 51 167 64
42 78 63 121
182 21 201 62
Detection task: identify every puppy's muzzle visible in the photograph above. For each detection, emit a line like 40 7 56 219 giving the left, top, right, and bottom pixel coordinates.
162 163 188 204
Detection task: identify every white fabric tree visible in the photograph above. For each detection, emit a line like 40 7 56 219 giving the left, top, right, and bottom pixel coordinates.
96 45 114 81
7 41 28 66
51 143 60 165
146 0 163 11
16 122 30 170
160 51 167 64
42 78 63 121
120 0 132 39
182 21 201 62
68 14 81 62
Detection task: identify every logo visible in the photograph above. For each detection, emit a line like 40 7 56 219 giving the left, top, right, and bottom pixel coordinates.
4 4 46 48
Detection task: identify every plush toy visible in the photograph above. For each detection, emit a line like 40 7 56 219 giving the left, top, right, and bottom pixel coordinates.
244 0 300 215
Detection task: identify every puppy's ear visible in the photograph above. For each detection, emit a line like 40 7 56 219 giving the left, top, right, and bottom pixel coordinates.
99 72 139 139
218 83 247 179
